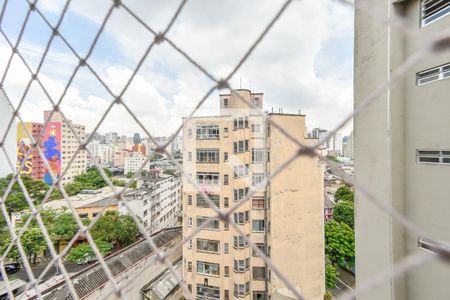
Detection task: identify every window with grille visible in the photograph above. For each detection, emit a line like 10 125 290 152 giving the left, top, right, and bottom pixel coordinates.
233 211 249 224
197 172 220 185
421 0 450 26
234 282 250 297
252 173 265 186
252 220 266 232
224 243 229 253
234 188 249 201
196 125 220 139
188 195 192 205
196 149 220 163
224 266 230 276
417 150 450 164
197 261 220 276
188 261 192 272
197 239 220 253
224 197 229 208
196 194 220 208
224 98 229 108
197 216 220 230
417 63 450 85
233 235 249 248
224 174 229 185
233 258 250 272
233 116 249 130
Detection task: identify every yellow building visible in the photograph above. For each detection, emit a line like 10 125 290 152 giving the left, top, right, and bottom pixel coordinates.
182 89 324 300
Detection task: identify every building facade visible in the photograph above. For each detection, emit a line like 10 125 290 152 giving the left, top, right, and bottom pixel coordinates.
124 152 149 175
182 90 324 300
119 173 182 233
354 1 450 299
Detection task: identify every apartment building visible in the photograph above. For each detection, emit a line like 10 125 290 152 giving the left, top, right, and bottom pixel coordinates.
354 1 450 299
124 152 149 175
119 173 182 233
182 89 324 300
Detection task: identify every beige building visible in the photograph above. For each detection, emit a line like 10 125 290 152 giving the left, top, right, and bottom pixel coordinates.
354 1 450 300
182 89 324 300
44 110 86 185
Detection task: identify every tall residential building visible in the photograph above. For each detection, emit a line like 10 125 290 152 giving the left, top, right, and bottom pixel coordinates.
44 111 86 185
182 89 324 300
124 152 149 175
342 131 353 160
354 1 450 300
0 91 15 178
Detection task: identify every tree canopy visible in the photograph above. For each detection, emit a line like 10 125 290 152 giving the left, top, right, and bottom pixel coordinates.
92 211 138 247
325 264 339 289
334 185 354 202
325 220 355 268
67 239 112 264
333 200 354 228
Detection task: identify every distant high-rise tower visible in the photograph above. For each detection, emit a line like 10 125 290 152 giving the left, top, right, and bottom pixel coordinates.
133 133 141 145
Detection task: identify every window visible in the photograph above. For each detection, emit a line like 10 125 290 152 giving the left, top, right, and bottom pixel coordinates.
224 220 229 230
252 197 265 209
233 140 249 153
224 266 229 276
252 173 265 186
197 149 220 163
224 197 229 208
233 116 249 130
421 0 450 26
189 239 192 248
224 151 228 161
252 220 265 232
223 98 229 108
253 267 266 280
197 172 220 185
253 291 266 300
197 239 220 253
224 243 229 253
197 216 220 230
233 211 249 224
252 243 266 256
188 152 192 161
252 148 265 163
196 125 219 139
187 217 192 227
233 165 249 178
233 235 249 248
417 63 450 85
224 127 229 137
233 258 250 272
197 261 220 276
224 290 229 300
196 194 220 208
224 174 229 185
188 195 192 205
188 129 192 138
197 284 220 299
233 282 250 297
78 213 88 219
251 124 261 133
188 284 192 293
187 261 192 272
234 188 249 201
253 97 260 107
417 150 450 164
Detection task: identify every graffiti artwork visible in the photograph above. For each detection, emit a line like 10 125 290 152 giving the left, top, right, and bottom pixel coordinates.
43 122 61 185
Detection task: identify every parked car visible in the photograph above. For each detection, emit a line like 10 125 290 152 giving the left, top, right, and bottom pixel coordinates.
4 263 20 275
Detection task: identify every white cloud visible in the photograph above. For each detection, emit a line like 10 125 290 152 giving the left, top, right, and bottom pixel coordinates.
4 0 354 137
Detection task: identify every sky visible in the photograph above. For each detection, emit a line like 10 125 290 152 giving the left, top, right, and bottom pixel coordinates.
0 0 354 139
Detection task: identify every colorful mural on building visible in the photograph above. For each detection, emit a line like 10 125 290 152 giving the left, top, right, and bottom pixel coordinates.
16 123 33 175
43 122 61 185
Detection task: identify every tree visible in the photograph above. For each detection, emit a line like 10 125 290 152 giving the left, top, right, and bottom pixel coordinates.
21 227 47 263
126 172 134 179
334 185 354 202
67 239 112 264
333 201 354 228
51 212 79 241
92 211 138 247
324 291 334 300
325 220 355 268
325 264 339 289
326 155 340 164
112 179 126 187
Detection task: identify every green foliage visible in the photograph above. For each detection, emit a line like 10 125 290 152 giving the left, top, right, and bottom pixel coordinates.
163 169 177 176
67 239 112 263
325 265 339 289
325 220 355 268
0 227 47 263
92 211 138 247
326 155 340 163
334 185 354 202
324 291 334 300
333 201 354 228
126 172 134 179
112 179 126 187
51 212 79 241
